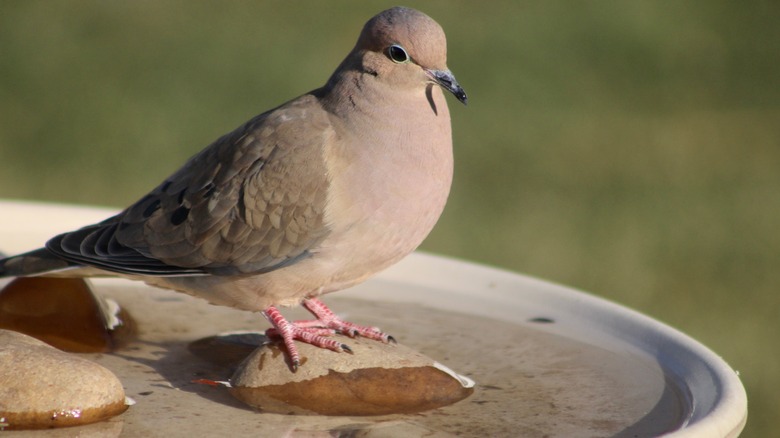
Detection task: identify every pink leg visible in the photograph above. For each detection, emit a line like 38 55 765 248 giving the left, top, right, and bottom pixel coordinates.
262 298 394 371
263 306 350 370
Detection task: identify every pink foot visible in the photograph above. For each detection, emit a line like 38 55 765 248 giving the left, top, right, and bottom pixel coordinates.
263 298 394 371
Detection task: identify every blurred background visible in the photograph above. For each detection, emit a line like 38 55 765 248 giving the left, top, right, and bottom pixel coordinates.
1 1 777 434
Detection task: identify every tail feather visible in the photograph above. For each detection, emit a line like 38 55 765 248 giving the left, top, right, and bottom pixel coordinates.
0 248 78 278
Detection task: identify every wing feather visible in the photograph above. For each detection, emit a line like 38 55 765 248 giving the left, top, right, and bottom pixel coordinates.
45 94 333 277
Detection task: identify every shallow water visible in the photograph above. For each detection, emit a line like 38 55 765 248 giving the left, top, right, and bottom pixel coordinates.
39 280 695 437
339 298 693 437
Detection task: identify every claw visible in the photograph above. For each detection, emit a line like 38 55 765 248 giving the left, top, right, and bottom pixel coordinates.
341 328 360 338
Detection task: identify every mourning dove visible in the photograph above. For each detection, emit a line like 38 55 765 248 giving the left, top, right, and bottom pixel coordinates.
0 6 466 369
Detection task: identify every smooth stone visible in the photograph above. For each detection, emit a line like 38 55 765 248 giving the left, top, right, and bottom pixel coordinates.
230 336 475 415
0 329 128 430
0 277 134 352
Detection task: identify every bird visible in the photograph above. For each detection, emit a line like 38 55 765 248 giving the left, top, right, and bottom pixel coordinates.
0 6 466 370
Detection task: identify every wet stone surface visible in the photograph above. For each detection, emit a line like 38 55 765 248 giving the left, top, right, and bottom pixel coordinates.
229 336 475 415
0 277 134 353
0 329 128 430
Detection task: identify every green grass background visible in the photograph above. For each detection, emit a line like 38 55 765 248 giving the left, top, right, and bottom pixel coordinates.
1 1 777 434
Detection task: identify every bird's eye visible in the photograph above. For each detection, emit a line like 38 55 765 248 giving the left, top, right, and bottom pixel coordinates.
387 44 410 63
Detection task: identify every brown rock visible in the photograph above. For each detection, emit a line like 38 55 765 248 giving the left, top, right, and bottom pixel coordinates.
0 329 128 430
0 277 134 352
230 336 474 415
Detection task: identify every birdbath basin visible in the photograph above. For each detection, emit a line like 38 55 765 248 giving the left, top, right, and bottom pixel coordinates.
0 200 747 437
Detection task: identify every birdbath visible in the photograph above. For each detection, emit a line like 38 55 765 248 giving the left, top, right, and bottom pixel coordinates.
0 200 747 437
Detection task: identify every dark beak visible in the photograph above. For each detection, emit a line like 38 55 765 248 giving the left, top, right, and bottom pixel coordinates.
427 69 468 105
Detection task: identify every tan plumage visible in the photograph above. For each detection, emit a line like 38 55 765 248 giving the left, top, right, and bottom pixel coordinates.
0 7 466 367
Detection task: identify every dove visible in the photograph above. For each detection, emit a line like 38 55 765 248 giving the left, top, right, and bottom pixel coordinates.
0 6 466 370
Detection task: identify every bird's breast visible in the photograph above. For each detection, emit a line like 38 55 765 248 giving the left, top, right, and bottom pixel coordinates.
317 94 454 285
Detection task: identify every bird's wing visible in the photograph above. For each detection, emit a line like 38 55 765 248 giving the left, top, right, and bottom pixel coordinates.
46 94 334 277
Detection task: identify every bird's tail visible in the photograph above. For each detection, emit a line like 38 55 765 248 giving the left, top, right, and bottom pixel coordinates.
0 248 78 278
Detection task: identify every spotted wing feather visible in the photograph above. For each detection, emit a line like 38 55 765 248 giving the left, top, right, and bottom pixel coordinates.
46 95 333 277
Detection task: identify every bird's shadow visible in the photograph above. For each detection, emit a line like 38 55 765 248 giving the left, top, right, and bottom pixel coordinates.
112 332 274 411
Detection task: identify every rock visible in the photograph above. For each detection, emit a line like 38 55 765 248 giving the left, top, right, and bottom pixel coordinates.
230 336 474 415
0 277 134 352
0 329 128 430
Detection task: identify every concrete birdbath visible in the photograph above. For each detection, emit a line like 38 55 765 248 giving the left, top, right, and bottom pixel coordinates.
0 200 747 437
